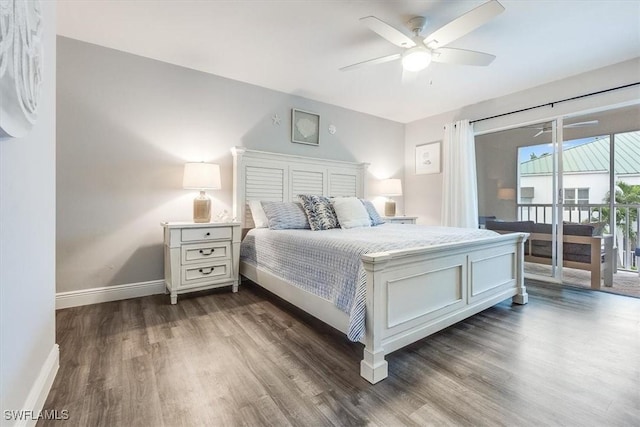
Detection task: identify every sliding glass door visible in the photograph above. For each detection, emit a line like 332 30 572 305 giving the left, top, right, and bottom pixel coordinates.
478 103 640 290
519 119 565 281
476 119 565 281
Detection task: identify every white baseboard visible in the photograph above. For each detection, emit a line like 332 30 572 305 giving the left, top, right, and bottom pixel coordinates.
56 280 166 310
11 344 60 427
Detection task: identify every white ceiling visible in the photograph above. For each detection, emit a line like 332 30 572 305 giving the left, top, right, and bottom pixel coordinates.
57 1 640 124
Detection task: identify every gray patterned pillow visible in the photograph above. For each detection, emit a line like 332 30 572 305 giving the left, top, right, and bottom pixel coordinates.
361 199 385 226
298 195 340 231
261 201 311 230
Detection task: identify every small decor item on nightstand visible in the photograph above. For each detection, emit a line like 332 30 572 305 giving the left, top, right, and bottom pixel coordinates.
380 178 402 217
183 162 221 223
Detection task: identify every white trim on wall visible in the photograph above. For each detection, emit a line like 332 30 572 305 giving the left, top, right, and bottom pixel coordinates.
55 280 166 310
13 344 59 427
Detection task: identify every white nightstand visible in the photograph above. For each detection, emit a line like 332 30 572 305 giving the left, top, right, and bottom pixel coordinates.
383 216 417 224
161 221 241 304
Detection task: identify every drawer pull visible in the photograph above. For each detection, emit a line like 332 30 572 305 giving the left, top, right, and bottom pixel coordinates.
205 232 211 237
199 249 215 256
198 267 215 275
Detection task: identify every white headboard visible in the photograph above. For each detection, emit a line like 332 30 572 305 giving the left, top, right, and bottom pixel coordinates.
231 147 369 229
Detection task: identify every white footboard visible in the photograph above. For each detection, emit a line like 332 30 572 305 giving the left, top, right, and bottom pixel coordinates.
359 232 528 383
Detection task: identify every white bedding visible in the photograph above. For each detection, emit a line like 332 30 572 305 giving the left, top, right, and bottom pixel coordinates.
240 223 498 341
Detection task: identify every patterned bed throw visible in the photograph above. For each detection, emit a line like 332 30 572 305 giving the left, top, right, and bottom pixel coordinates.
240 224 498 342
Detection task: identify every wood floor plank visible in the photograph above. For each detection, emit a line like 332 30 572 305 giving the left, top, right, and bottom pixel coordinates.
39 281 640 426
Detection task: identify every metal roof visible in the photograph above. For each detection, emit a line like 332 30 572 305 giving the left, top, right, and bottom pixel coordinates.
520 131 640 175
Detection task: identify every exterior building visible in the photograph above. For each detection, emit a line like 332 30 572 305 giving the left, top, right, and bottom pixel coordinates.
519 131 640 267
520 131 640 208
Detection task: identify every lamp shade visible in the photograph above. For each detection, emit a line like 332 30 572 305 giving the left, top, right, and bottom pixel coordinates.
183 163 221 190
380 179 402 196
497 188 516 201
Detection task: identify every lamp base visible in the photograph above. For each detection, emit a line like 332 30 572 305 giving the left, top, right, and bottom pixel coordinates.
193 191 211 223
384 200 396 217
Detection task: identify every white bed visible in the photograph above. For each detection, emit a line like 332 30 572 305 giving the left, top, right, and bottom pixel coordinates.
232 147 528 384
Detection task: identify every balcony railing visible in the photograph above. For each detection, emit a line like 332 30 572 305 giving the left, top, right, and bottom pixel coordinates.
517 203 639 271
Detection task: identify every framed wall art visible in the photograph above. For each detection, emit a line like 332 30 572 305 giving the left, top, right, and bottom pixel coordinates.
415 141 441 174
291 109 320 146
0 0 44 138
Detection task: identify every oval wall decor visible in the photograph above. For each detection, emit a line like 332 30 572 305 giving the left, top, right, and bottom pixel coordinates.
0 0 43 138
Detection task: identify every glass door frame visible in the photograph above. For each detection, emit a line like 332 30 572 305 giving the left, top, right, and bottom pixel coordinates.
513 117 565 283
552 118 564 282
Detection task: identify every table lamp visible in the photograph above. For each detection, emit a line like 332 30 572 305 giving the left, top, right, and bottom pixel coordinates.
380 178 402 217
183 162 221 223
497 188 516 201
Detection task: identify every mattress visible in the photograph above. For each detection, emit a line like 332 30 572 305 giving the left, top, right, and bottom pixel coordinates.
240 224 498 341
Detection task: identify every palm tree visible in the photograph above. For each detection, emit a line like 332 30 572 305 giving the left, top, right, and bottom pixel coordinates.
595 181 640 269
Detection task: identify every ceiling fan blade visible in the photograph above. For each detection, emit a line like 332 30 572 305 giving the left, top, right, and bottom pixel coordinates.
534 130 545 138
432 47 496 66
360 16 416 48
424 0 505 49
564 120 599 128
339 53 402 72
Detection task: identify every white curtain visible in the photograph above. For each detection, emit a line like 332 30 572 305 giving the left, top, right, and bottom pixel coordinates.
441 119 479 228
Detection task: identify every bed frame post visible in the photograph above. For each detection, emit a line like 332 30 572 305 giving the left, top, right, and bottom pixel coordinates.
361 163 369 199
231 146 247 226
512 233 529 305
360 253 390 384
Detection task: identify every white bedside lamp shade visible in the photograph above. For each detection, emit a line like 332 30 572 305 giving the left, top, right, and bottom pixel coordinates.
380 178 403 217
183 163 221 223
183 163 221 190
380 179 403 197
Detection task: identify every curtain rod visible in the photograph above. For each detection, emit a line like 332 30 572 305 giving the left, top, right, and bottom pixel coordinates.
469 82 640 124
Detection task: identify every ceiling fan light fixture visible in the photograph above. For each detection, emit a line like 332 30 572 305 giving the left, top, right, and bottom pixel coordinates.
402 46 431 72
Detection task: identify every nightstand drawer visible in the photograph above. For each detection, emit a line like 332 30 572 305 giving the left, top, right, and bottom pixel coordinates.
383 216 417 224
182 242 231 264
181 226 232 242
182 260 232 284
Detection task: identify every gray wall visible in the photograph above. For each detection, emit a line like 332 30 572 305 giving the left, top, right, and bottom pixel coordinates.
56 37 405 293
404 58 640 225
0 0 57 414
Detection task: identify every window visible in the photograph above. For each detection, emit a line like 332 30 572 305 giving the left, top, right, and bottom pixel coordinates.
564 188 589 205
563 188 589 219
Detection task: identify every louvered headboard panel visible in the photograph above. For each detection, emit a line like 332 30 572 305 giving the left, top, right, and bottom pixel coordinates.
291 169 324 196
232 147 369 229
329 173 358 197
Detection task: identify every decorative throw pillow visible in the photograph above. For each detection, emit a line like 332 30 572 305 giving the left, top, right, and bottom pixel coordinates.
261 201 311 230
248 200 269 228
360 199 385 226
331 197 371 229
298 194 340 231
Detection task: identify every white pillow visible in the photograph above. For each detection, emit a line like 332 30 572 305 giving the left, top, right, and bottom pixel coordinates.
248 200 269 228
331 197 371 229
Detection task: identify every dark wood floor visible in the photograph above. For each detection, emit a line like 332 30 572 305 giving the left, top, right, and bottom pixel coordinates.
40 280 640 426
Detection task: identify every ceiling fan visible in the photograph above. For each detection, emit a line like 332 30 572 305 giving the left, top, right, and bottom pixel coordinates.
340 0 505 76
530 121 599 137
